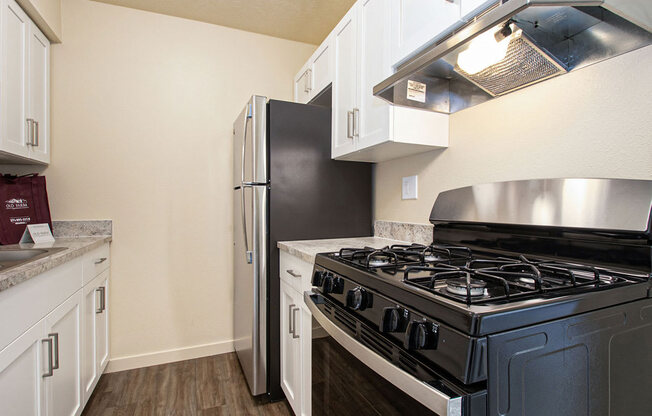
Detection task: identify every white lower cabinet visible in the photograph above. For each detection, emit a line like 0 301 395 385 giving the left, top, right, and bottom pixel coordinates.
0 243 111 416
0 319 47 416
280 279 302 413
280 252 313 416
81 270 109 401
45 291 82 416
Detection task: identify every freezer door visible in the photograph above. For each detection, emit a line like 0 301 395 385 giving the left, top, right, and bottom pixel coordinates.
233 95 268 188
233 182 268 396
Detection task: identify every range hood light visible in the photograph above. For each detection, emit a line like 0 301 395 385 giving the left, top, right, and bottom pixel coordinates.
457 24 516 75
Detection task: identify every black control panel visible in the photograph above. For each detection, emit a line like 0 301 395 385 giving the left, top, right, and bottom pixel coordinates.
311 265 487 384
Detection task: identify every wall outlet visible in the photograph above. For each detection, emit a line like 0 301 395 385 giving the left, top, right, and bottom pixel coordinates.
402 175 418 200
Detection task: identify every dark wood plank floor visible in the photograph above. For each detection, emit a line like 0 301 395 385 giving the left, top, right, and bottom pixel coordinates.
82 352 292 416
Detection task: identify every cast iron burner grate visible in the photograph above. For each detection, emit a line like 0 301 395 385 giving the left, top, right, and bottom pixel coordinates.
337 243 473 271
403 255 649 305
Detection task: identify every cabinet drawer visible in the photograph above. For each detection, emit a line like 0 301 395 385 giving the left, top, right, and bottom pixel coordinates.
0 257 82 352
280 251 313 293
82 243 110 285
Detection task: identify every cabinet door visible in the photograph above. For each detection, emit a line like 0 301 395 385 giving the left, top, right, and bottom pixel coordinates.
81 279 98 402
45 290 82 416
390 0 461 67
280 281 300 413
299 301 311 416
358 0 391 150
332 6 358 159
294 65 311 104
0 0 30 158
310 35 333 99
27 21 50 164
95 271 109 373
0 319 46 416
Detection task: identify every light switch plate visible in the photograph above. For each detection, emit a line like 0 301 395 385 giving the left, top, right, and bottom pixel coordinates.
402 175 418 200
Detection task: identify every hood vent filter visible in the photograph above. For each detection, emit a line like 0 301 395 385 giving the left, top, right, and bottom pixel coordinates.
454 28 567 96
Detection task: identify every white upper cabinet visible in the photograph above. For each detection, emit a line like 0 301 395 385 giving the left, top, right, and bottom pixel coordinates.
310 34 333 99
27 21 50 164
294 33 335 104
0 0 51 164
332 5 358 159
390 0 461 67
1 0 30 158
330 0 448 162
293 60 312 104
357 0 391 147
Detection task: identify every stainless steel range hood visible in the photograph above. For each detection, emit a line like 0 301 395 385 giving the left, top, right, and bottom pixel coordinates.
373 0 652 114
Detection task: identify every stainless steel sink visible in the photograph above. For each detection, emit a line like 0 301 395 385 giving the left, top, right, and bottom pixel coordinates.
0 247 67 271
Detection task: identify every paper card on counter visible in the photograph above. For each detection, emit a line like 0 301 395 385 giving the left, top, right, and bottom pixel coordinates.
20 223 55 245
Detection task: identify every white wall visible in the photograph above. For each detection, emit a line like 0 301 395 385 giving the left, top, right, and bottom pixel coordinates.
374 45 652 224
40 0 314 370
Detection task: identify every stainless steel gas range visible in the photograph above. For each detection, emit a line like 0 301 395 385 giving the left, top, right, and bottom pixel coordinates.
305 178 652 416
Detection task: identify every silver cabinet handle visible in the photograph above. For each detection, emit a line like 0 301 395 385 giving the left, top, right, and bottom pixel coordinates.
42 337 54 378
26 118 34 146
96 286 106 313
286 269 301 278
288 303 296 335
292 307 300 339
346 111 353 139
94 257 107 265
304 69 312 93
353 108 360 137
49 333 59 370
33 121 39 147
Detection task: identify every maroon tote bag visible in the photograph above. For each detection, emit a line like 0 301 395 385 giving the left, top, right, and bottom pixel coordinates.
0 174 53 244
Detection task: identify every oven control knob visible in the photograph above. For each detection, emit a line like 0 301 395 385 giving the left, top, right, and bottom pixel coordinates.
331 277 344 294
380 307 408 333
404 321 439 350
312 270 325 287
346 287 370 311
321 274 334 294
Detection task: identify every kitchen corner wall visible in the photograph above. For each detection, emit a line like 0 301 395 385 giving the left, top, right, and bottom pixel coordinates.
39 0 314 369
375 45 652 224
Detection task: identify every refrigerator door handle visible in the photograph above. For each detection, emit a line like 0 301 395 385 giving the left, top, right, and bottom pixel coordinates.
241 186 253 264
241 103 252 184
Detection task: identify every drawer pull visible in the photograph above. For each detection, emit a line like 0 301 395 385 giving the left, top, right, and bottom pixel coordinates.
42 337 54 378
96 286 106 313
94 257 108 265
286 269 301 278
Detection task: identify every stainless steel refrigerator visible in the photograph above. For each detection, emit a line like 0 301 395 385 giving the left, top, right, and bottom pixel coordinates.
233 94 372 399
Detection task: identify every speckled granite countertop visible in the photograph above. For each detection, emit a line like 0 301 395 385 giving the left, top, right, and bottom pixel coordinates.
278 236 408 264
0 220 112 293
0 237 112 293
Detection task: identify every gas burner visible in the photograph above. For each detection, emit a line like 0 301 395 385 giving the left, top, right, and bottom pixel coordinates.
368 258 391 267
445 277 487 297
424 254 444 262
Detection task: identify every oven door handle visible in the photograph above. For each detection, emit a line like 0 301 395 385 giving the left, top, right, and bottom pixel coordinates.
304 292 462 416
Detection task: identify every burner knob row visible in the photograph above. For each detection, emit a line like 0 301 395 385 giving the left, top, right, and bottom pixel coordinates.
404 320 439 351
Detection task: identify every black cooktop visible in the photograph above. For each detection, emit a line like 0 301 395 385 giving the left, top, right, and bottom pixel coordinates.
314 243 651 336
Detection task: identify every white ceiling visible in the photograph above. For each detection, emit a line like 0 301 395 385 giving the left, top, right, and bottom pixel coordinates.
92 0 357 45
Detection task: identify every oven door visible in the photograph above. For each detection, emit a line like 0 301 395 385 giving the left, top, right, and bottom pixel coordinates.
305 291 479 416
